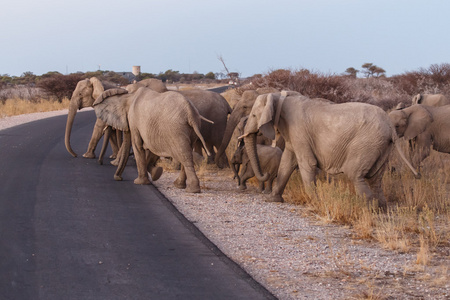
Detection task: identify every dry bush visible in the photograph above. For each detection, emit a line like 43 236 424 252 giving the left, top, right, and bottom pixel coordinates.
251 69 410 110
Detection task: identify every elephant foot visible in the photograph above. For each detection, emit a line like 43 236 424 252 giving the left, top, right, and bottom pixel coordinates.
239 185 247 191
110 158 119 166
134 177 151 185
82 152 96 159
109 154 117 159
266 194 284 203
150 167 163 181
173 180 186 189
114 175 123 181
186 185 201 193
262 189 272 194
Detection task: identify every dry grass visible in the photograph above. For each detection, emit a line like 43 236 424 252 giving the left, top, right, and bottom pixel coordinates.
281 150 449 263
0 98 70 118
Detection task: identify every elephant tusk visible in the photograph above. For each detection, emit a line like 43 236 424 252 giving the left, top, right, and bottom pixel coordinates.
201 116 214 124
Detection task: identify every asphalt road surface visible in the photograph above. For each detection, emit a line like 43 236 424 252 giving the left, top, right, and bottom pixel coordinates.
0 110 275 300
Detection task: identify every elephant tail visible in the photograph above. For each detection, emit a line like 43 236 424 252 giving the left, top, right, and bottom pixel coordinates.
391 128 421 179
193 121 212 157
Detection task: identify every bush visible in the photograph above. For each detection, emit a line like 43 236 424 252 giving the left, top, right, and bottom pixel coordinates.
37 73 83 102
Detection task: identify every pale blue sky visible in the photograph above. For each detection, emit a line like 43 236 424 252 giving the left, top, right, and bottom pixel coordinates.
1 0 449 77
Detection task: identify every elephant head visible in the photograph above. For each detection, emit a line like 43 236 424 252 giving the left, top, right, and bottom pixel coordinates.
214 89 264 168
65 77 107 157
389 104 433 140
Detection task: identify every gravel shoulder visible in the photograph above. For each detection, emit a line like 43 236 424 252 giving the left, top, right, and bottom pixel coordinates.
1 111 448 300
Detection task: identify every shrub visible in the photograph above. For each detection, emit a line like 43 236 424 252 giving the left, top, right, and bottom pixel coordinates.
37 73 83 102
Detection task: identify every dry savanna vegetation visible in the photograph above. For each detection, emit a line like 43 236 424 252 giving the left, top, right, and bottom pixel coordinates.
2 64 449 293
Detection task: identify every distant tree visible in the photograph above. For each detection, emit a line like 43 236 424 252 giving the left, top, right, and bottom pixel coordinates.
205 72 215 80
361 63 386 78
344 67 359 78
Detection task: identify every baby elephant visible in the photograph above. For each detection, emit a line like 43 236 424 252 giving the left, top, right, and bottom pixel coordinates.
231 143 282 193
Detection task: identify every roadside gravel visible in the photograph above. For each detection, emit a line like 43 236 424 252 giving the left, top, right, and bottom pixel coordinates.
1 110 448 300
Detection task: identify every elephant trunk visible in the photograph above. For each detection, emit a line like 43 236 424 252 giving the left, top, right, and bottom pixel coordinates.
243 133 269 182
65 101 79 157
215 111 241 168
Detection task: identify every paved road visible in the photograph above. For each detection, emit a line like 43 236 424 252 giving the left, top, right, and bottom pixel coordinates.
0 110 275 300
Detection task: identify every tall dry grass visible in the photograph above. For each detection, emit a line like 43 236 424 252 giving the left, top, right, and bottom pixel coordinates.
0 98 70 118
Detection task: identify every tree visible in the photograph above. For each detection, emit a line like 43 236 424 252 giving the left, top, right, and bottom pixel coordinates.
205 72 215 80
344 67 359 78
361 63 386 78
37 73 83 102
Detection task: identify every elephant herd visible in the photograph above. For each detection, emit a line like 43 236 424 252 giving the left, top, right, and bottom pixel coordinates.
64 78 450 209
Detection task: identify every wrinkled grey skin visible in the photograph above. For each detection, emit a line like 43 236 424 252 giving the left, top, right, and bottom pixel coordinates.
65 77 121 158
231 143 282 193
179 89 232 166
241 92 420 208
389 104 450 169
125 78 168 93
98 87 232 167
93 88 211 193
411 93 450 107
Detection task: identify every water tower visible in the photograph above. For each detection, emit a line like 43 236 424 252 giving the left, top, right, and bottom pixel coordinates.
132 66 141 76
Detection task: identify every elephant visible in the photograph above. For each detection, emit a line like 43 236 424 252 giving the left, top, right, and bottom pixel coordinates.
97 88 232 167
65 77 168 159
240 91 420 208
65 77 122 158
411 93 450 107
389 104 450 169
231 143 282 193
93 87 212 193
215 88 279 168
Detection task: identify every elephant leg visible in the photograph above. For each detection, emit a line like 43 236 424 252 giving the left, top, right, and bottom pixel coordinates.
366 171 387 210
114 131 131 181
184 162 201 193
263 177 275 194
412 133 432 170
98 126 112 165
131 131 150 185
270 149 299 202
238 161 253 190
146 151 163 181
83 118 105 158
173 165 187 189
109 130 119 159
257 181 264 193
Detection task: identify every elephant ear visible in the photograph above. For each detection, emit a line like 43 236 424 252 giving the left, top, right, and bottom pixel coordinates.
93 88 130 131
258 93 276 140
404 105 433 140
90 77 105 100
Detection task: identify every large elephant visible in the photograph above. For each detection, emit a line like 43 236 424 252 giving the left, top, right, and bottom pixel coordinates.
65 77 168 159
411 93 450 106
389 104 450 169
215 88 278 167
97 88 232 167
240 91 420 208
65 77 119 158
93 88 212 193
